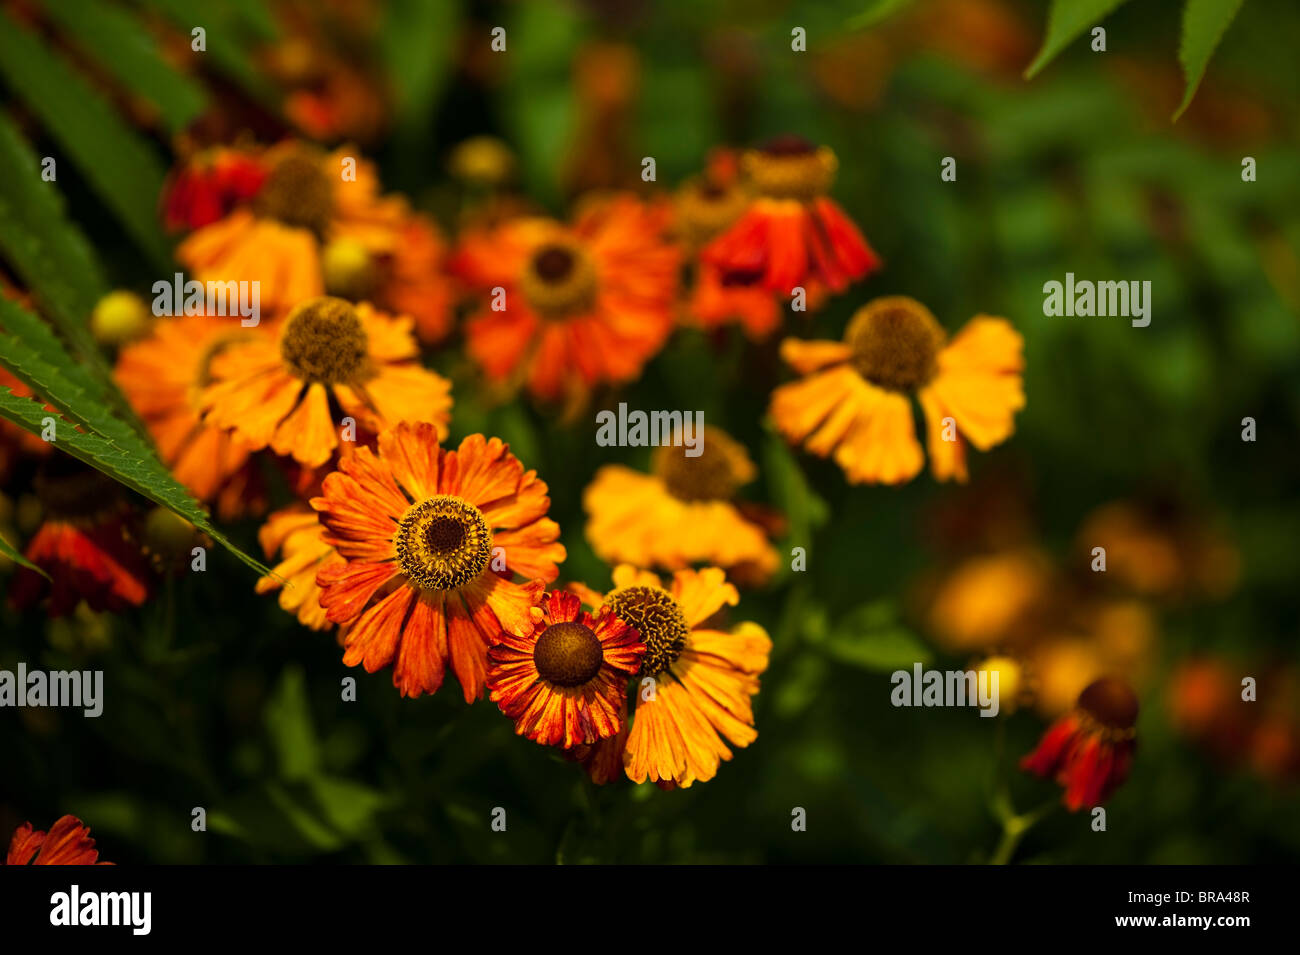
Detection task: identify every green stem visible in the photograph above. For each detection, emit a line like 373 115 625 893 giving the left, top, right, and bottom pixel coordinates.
989 799 1058 865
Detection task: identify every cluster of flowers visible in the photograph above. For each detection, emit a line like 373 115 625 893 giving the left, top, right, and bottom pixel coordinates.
2 132 1035 856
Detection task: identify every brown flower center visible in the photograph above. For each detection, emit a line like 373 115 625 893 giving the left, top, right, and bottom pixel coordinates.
252 151 335 235
604 585 689 676
395 496 493 591
1077 677 1139 732
652 426 754 502
521 239 598 317
533 620 604 687
674 178 750 248
743 137 837 200
279 296 370 385
845 296 946 392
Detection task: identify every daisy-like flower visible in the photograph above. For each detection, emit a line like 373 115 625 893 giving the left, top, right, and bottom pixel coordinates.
198 296 452 469
115 314 264 520
255 504 343 632
487 590 644 747
583 426 779 584
5 815 111 865
453 193 680 403
770 295 1025 484
570 565 771 787
1021 676 1139 811
176 142 411 317
10 465 151 617
311 422 565 701
703 136 880 296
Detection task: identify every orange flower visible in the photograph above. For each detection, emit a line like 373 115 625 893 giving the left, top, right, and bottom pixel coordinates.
10 465 151 617
115 314 264 520
770 295 1024 484
583 427 779 584
1021 676 1138 811
311 423 565 701
176 143 413 317
487 590 644 747
454 194 680 402
5 815 111 865
0 369 54 475
199 296 452 469
703 137 880 296
571 566 771 787
255 505 343 632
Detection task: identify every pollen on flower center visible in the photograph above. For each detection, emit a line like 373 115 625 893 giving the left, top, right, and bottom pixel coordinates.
395 495 493 591
845 295 946 392
521 239 598 317
279 296 370 385
252 151 334 235
533 620 604 687
605 585 689 676
743 136 838 200
653 427 752 502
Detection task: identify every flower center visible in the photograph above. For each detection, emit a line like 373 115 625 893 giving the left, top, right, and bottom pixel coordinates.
521 239 598 317
252 151 334 235
845 296 946 392
604 585 689 676
652 426 753 502
394 496 493 591
1077 677 1139 733
674 179 750 248
279 296 370 385
743 137 837 200
533 620 604 687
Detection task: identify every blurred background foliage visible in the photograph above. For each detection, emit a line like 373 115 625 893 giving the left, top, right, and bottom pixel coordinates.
1 0 1298 863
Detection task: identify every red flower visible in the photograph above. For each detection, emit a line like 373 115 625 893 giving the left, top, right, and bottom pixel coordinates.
9 467 152 617
1021 676 1139 811
161 147 268 232
703 136 880 296
5 815 112 865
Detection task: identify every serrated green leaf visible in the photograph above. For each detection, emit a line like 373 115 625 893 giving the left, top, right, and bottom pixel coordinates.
0 526 48 579
1174 0 1246 120
0 8 172 271
1024 0 1132 79
42 0 209 135
0 388 269 576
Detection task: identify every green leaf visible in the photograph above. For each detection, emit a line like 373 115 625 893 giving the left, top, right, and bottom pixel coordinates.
1174 0 1246 120
0 388 269 577
1024 0 1132 79
42 0 209 135
382 0 460 131
847 0 917 30
0 526 48 578
0 8 172 271
824 601 932 671
264 666 319 781
0 113 138 428
501 1 582 207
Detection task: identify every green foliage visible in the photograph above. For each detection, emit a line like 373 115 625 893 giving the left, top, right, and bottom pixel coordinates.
42 0 209 135
0 7 173 270
0 526 47 578
1024 0 1132 79
1175 0 1248 119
